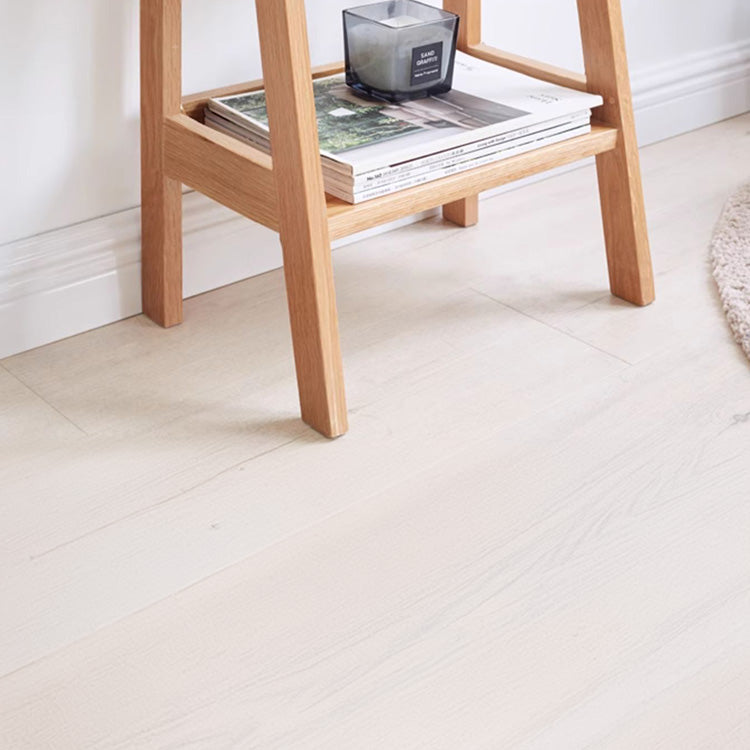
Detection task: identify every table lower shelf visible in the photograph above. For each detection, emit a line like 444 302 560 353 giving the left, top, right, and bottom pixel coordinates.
166 109 617 242
326 123 617 239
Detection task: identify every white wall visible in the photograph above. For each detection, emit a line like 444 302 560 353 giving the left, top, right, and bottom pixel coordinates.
1 0 749 357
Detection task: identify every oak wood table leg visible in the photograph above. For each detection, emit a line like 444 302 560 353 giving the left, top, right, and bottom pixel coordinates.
442 0 481 228
578 0 655 306
256 0 348 438
140 0 183 327
443 198 479 228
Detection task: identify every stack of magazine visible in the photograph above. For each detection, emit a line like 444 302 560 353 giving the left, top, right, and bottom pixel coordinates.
205 52 603 204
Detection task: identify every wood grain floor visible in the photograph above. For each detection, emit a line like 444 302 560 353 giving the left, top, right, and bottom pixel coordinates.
1 114 749 749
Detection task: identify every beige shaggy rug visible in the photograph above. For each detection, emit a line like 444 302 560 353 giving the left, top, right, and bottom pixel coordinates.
711 183 750 360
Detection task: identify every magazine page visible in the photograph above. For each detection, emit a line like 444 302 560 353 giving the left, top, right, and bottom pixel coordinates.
210 52 602 175
330 115 590 193
205 108 590 186
350 112 590 188
341 123 593 203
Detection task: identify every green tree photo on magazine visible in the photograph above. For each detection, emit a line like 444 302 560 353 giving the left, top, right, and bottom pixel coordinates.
224 76 423 154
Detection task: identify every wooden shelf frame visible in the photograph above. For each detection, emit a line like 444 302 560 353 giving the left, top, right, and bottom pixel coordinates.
141 0 655 438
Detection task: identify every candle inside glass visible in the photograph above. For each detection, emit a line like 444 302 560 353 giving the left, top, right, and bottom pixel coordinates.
344 1 459 101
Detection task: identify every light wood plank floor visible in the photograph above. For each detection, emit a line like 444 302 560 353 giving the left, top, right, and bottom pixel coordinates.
1 114 749 748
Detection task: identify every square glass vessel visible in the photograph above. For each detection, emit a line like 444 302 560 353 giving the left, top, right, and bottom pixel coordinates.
343 0 460 103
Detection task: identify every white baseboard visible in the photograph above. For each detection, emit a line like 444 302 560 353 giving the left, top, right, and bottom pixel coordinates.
632 39 750 144
0 196 436 359
2 40 749 359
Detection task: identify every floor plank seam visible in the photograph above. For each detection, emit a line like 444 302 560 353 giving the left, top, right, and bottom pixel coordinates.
27 432 307 564
469 286 635 366
1 440 424 682
1 364 88 436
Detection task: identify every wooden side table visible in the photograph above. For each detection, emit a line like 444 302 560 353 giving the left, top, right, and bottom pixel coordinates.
140 0 654 438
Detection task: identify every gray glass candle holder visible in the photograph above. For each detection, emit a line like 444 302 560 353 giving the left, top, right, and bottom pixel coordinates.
343 0 460 103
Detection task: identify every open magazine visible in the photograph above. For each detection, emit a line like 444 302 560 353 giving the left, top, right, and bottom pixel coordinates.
206 52 603 202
